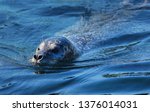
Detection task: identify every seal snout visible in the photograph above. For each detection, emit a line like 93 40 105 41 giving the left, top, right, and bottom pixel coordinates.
33 54 43 61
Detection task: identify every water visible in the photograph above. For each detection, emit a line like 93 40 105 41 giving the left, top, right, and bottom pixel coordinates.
0 0 150 95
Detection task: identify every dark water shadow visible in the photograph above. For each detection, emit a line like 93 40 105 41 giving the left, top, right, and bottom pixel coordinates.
35 5 93 17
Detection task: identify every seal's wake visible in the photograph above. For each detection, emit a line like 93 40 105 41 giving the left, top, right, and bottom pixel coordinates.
56 6 133 52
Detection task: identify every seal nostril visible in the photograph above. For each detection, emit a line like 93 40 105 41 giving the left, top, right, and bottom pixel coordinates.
34 55 37 60
38 55 43 60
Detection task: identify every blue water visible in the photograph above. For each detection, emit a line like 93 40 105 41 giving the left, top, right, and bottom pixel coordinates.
0 0 150 95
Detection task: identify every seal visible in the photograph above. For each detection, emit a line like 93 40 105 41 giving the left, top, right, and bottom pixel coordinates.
31 36 79 65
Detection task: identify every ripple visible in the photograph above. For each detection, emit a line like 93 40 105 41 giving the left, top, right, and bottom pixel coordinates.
128 4 150 11
97 32 150 48
113 61 150 70
0 82 14 90
35 5 92 17
63 77 150 94
0 43 29 66
103 72 150 78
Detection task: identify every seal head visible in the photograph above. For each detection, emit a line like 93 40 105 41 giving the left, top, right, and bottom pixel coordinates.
31 37 79 65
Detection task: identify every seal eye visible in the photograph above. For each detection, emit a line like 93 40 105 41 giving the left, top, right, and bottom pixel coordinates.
51 47 59 53
37 48 40 51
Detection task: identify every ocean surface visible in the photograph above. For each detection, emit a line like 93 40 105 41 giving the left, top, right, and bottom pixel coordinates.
0 0 150 95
